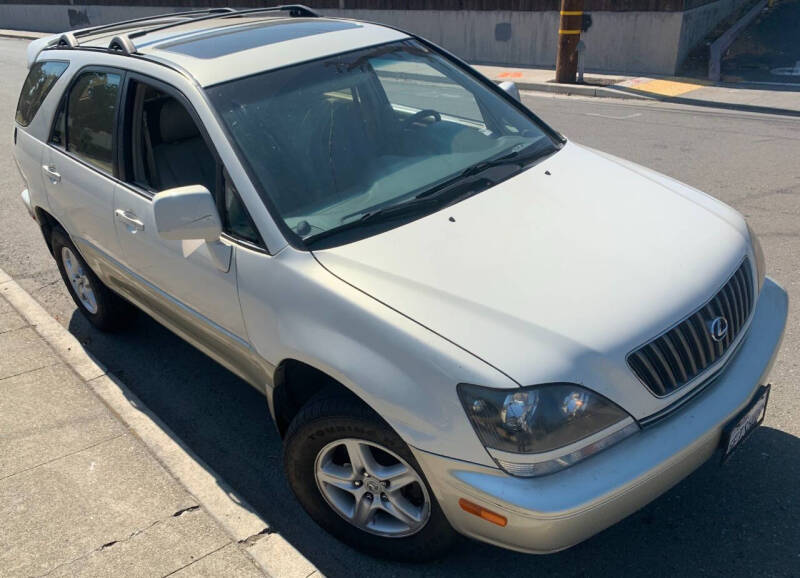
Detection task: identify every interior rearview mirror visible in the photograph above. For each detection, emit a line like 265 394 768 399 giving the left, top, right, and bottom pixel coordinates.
498 80 521 102
152 185 231 272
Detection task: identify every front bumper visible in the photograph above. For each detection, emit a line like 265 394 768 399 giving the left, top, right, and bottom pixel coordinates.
412 277 788 554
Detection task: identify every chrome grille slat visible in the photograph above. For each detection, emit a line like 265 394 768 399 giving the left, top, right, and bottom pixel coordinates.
715 288 733 348
735 268 749 328
673 325 699 376
722 283 739 339
628 259 755 397
648 342 678 391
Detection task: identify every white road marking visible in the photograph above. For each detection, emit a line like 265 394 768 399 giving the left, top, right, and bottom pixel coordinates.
585 112 643 120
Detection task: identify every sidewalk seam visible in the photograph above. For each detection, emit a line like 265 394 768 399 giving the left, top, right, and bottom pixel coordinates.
0 432 126 483
0 270 318 578
161 542 233 578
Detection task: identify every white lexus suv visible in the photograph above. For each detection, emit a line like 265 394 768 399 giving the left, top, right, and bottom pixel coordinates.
12 5 788 561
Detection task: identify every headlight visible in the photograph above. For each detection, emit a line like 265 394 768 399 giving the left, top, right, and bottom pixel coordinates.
458 383 639 477
746 222 765 291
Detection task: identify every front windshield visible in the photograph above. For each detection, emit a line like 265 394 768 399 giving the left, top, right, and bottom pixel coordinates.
207 39 558 247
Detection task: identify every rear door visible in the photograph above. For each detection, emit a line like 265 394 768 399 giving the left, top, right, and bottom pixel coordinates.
43 67 126 267
14 60 70 212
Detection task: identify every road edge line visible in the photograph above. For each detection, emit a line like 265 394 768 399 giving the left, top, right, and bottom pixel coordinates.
0 268 319 578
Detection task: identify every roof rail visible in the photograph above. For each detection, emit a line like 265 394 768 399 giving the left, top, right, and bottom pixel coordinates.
108 35 137 56
57 32 78 49
226 5 320 18
70 7 236 40
45 5 319 58
128 4 318 41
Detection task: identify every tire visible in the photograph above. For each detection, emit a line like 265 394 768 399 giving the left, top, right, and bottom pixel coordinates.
283 392 459 561
51 227 137 332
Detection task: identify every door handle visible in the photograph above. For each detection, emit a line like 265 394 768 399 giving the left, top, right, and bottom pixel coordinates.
115 209 145 232
42 164 61 184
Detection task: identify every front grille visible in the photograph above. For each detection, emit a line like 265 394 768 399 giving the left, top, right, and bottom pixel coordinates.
628 259 755 397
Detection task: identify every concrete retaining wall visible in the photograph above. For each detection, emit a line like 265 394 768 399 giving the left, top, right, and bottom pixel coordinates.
0 1 752 74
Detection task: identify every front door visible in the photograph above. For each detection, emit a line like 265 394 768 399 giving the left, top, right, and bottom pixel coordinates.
111 75 247 344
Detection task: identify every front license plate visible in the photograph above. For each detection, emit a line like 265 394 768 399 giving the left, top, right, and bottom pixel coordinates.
720 384 770 463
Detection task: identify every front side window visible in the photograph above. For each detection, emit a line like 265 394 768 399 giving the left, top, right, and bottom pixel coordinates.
62 71 121 173
121 79 263 247
15 60 69 127
208 39 558 248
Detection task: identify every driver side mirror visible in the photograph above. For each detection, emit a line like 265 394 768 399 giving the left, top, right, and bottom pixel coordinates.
498 80 521 102
152 185 231 272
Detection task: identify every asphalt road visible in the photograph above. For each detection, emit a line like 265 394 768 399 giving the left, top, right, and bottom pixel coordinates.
2 36 799 577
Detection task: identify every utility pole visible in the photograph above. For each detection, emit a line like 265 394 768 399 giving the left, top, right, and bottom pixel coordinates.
555 0 584 84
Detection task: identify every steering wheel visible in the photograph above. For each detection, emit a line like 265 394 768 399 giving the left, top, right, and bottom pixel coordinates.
402 109 442 128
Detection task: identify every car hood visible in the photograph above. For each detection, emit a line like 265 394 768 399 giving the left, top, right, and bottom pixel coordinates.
313 143 750 418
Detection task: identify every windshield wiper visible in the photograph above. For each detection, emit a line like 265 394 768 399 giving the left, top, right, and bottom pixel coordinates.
303 193 449 248
415 142 550 202
304 142 554 248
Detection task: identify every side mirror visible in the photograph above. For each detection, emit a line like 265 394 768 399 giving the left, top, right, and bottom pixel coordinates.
152 185 231 272
498 80 521 102
153 185 221 242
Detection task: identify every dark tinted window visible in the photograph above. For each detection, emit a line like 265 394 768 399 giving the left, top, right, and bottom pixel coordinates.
66 71 121 173
15 61 68 126
223 171 261 245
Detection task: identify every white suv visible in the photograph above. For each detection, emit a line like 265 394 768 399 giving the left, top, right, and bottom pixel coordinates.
12 6 788 561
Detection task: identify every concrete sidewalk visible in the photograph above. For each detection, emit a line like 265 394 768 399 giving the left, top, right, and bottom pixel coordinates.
474 64 800 116
0 276 266 576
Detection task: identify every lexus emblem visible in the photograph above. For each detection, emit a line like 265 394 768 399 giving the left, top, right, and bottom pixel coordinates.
708 316 729 343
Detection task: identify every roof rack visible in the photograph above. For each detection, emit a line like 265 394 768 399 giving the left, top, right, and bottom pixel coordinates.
46 5 319 57
69 7 236 40
127 4 318 40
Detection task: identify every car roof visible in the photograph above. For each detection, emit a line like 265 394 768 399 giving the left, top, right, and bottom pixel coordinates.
48 13 409 87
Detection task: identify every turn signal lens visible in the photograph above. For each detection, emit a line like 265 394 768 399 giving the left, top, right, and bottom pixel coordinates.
458 498 507 527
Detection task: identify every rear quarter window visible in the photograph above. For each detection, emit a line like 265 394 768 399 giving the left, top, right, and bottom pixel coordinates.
15 60 69 127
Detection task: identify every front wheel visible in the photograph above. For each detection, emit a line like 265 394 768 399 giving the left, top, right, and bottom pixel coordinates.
283 393 458 561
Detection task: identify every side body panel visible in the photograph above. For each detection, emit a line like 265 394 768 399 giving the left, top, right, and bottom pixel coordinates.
112 183 247 338
13 129 46 212
236 246 516 468
43 145 124 262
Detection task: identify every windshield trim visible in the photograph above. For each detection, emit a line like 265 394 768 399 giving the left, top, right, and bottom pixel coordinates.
206 37 565 253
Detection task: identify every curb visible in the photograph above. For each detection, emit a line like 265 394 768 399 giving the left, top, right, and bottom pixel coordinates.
515 80 653 101
0 267 319 578
0 29 48 40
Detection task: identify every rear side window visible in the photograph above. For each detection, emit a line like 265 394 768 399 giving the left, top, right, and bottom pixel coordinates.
15 61 69 126
58 71 122 173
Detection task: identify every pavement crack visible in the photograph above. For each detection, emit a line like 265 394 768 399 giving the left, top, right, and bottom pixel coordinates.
172 505 201 517
34 507 200 577
238 527 274 546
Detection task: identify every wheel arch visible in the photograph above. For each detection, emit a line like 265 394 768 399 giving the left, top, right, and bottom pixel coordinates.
34 206 63 256
271 357 368 437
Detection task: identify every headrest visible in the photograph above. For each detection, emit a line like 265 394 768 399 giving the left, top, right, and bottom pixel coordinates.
159 99 199 143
